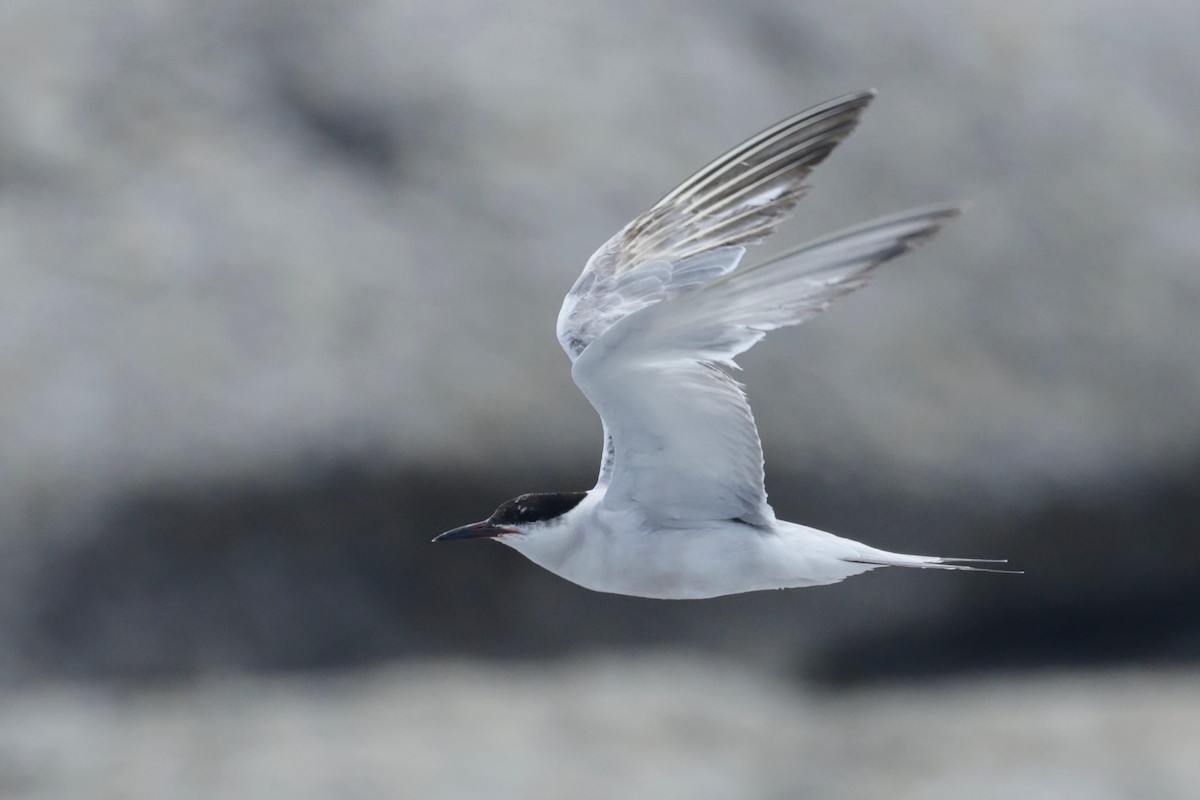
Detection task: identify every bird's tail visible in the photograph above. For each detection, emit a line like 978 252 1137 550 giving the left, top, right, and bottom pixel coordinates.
846 553 1021 574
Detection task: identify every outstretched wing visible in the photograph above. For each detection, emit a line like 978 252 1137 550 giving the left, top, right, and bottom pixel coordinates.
557 91 877 488
572 207 960 526
556 90 876 361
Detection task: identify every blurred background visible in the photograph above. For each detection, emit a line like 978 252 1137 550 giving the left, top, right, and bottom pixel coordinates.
1 0 1198 797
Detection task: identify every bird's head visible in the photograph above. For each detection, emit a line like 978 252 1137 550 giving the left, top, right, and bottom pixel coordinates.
433 491 588 543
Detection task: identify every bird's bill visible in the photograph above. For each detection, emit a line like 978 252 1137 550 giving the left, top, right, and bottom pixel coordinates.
433 521 516 542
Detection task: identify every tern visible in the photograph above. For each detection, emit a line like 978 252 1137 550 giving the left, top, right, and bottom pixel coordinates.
436 90 1010 598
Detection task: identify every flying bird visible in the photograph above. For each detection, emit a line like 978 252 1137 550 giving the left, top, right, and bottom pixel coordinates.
436 90 1010 598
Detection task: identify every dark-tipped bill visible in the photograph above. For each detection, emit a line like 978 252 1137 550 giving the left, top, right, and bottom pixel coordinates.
433 521 515 543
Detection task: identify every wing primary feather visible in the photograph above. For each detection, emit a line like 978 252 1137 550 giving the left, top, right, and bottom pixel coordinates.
679 204 963 344
679 117 859 217
738 204 961 284
658 90 876 208
606 91 876 276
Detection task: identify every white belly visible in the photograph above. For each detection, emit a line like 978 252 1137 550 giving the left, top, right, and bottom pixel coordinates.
502 508 877 599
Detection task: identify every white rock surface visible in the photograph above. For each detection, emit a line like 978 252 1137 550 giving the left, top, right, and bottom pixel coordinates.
2 657 1198 800
1 0 1199 685
1 0 1198 536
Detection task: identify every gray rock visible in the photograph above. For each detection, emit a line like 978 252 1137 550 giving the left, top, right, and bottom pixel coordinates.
2 659 1199 799
1 0 1198 679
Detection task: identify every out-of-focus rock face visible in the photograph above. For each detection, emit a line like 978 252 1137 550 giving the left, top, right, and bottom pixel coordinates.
2 0 1197 514
1 1 1199 680
3 659 1200 800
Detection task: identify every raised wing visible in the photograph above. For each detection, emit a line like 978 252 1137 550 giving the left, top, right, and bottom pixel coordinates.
572 207 960 526
556 90 876 361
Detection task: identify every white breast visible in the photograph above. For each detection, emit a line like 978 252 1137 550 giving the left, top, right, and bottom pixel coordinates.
501 498 878 599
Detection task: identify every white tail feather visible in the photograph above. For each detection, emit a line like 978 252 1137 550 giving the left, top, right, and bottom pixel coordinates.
848 554 1022 574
